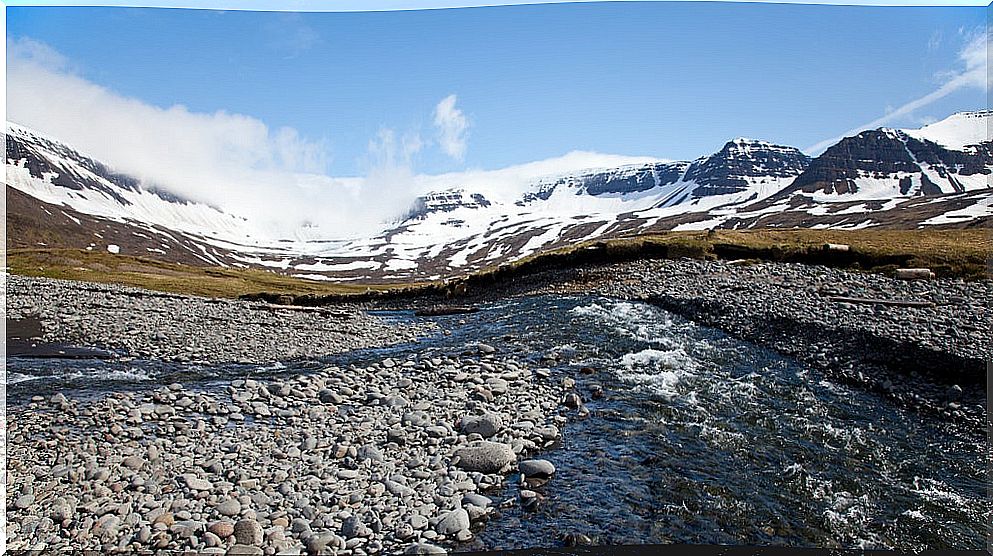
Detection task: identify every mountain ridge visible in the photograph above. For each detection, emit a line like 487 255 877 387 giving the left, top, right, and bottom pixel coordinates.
6 110 991 282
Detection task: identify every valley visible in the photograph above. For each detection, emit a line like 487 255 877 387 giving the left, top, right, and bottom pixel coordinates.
5 107 991 556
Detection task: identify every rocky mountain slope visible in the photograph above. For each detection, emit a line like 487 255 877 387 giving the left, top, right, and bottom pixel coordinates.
6 111 990 282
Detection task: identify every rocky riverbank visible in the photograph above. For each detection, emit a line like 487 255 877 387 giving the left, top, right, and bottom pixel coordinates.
6 345 579 554
5 274 435 364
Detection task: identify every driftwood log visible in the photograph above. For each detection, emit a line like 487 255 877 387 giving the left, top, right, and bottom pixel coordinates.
822 243 851 252
895 268 935 280
261 304 352 318
828 296 934 308
414 306 480 317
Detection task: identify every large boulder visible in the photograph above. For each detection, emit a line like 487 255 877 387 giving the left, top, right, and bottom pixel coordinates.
435 508 470 535
233 519 264 546
459 413 503 438
453 441 515 473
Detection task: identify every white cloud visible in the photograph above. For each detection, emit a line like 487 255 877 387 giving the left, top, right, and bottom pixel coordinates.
806 30 988 154
366 128 424 170
7 37 68 70
358 128 429 225
266 13 322 59
6 38 659 242
433 94 470 161
5 37 406 240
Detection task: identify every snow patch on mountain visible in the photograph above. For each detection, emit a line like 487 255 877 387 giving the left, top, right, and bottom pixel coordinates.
902 110 990 151
922 193 993 225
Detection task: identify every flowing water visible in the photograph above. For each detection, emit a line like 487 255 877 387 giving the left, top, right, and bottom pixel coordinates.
6 295 990 551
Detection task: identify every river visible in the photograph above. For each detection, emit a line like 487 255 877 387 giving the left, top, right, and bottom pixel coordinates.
6 295 989 551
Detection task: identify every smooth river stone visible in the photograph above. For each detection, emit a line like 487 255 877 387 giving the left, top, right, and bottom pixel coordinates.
453 441 515 473
519 459 556 478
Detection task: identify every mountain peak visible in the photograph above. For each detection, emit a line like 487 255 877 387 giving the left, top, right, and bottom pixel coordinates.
779 109 992 200
901 110 990 151
720 137 803 155
728 136 765 145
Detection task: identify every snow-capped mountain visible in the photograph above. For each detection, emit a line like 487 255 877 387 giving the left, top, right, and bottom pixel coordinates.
6 124 252 243
693 111 992 230
902 110 991 151
519 138 809 204
6 111 991 282
779 129 990 199
5 124 275 267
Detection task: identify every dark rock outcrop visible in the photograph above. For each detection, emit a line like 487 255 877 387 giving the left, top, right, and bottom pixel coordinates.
683 139 810 197
578 161 689 196
564 139 809 199
780 130 992 198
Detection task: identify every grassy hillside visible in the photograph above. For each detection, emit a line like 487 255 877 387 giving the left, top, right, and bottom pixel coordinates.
6 229 991 300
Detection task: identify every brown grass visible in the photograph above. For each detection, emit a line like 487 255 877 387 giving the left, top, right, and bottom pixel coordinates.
470 228 993 281
6 229 991 300
5 248 430 299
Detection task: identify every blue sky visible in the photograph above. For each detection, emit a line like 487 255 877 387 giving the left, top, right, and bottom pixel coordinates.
6 1 988 178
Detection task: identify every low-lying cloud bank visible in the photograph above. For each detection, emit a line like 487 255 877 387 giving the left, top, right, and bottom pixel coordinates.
6 37 657 240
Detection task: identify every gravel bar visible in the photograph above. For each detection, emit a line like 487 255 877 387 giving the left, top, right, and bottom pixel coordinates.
6 346 577 554
5 275 436 364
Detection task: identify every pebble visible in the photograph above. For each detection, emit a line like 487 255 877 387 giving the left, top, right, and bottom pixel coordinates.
216 499 241 517
50 499 75 522
460 413 503 438
183 475 213 491
341 516 364 539
404 542 447 555
121 455 144 470
305 532 339 554
461 493 492 509
562 393 583 409
227 545 265 556
233 520 264 546
208 521 235 538
409 514 429 530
